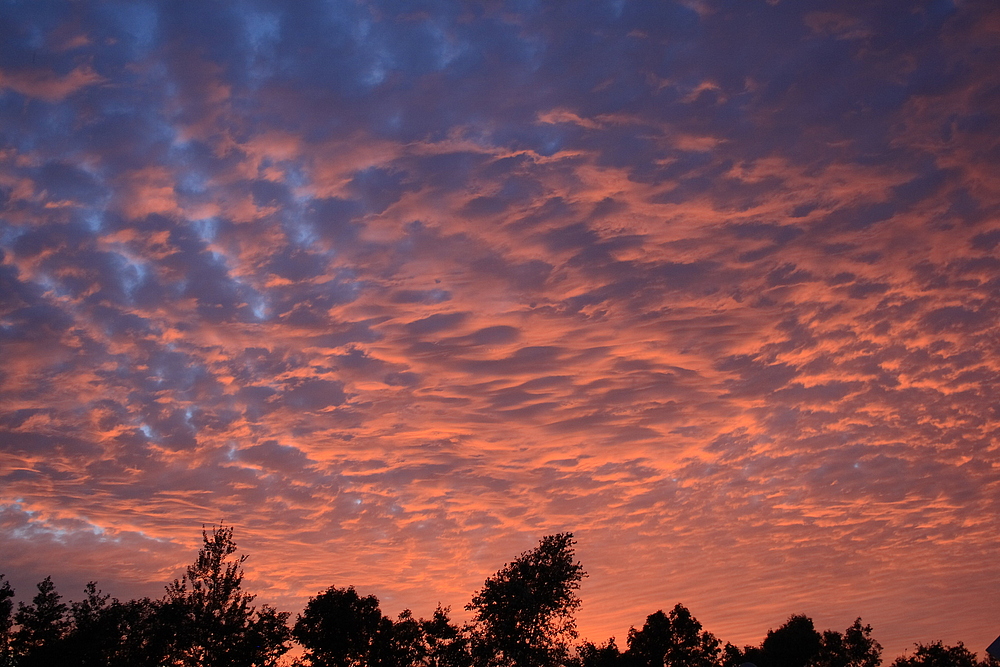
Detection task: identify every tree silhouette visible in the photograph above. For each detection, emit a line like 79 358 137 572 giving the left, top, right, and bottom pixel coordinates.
11 576 70 667
466 533 586 667
1 527 991 667
295 589 474 667
371 609 428 667
0 576 14 667
742 615 822 667
579 638 623 667
624 604 721 667
57 583 168 667
294 585 387 667
162 523 291 666
422 605 472 667
719 641 749 667
63 582 114 664
890 641 980 667
817 619 882 667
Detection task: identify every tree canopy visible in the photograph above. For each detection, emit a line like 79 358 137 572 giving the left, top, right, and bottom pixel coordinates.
0 527 993 667
161 523 292 666
293 585 387 667
891 641 982 667
466 532 586 667
625 604 721 667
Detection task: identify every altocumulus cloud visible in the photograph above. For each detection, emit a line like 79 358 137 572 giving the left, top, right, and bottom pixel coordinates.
0 0 999 657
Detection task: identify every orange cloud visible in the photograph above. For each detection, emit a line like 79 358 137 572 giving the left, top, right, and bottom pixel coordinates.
0 65 103 102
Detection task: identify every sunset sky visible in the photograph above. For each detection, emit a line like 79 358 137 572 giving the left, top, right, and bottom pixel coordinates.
1 0 999 659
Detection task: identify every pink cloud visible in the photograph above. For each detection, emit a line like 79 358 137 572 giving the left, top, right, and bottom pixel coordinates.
0 65 103 102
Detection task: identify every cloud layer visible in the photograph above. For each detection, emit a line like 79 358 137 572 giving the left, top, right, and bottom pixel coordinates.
1 0 998 657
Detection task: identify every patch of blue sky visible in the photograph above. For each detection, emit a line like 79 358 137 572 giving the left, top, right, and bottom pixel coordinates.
84 212 105 234
346 7 373 42
607 0 626 20
431 26 464 71
35 271 68 298
519 34 546 73
23 20 45 50
203 247 269 319
191 217 219 244
12 105 74 153
1 501 34 517
362 53 389 88
340 280 362 301
250 294 269 321
106 1 160 57
2 504 106 542
176 169 209 196
280 162 311 194
0 222 25 248
243 9 282 53
118 252 149 300
242 9 282 85
77 518 107 536
424 289 450 304
5 505 133 544
284 211 321 247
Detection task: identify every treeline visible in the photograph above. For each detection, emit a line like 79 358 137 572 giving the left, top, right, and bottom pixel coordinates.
0 526 993 667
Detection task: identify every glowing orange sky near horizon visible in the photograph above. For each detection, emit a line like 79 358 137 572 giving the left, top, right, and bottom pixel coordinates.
1 0 999 661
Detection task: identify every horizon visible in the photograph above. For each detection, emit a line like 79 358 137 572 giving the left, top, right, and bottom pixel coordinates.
1 0 999 662
1 521 994 659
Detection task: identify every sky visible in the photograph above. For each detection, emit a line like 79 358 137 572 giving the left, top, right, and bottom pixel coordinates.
1 0 999 660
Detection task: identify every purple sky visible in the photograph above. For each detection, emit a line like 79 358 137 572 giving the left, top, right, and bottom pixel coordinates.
1 0 999 659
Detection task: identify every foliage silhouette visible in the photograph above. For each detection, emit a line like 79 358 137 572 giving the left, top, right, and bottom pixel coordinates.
161 523 292 666
293 584 387 667
466 532 586 667
89 596 167 666
372 608 427 667
60 585 169 666
753 615 823 667
624 604 722 667
293 587 471 667
719 642 747 667
891 641 980 667
422 605 472 667
817 619 882 667
2 525 291 666
11 576 70 667
737 615 883 667
0 576 15 667
578 638 623 667
0 527 994 667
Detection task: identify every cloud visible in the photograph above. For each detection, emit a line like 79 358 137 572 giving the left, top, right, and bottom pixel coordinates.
0 0 998 659
0 65 103 102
